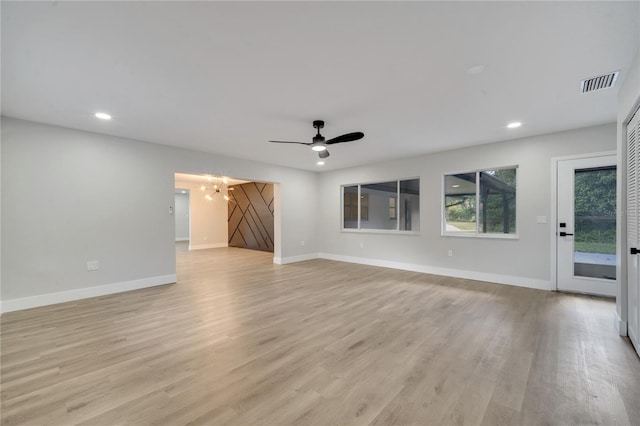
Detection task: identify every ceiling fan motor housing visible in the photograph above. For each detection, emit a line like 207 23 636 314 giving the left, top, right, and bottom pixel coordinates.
267 119 363 161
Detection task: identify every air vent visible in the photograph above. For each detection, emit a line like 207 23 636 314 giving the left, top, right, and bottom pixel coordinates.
581 71 619 94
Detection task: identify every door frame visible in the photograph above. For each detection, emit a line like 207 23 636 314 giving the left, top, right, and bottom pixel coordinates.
550 151 617 293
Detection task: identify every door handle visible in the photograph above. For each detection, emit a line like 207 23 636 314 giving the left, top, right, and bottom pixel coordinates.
631 248 640 255
559 232 574 237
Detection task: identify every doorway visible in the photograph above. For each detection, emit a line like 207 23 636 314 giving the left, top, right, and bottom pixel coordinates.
174 188 190 252
173 173 277 255
556 154 617 296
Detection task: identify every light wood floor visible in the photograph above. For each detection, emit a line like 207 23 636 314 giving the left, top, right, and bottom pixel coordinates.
2 244 639 425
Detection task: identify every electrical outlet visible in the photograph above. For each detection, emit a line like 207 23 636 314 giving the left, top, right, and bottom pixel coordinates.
87 260 99 271
360 242 364 248
448 249 453 257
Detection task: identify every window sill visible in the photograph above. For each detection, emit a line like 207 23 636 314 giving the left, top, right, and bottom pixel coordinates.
441 232 519 240
341 229 421 236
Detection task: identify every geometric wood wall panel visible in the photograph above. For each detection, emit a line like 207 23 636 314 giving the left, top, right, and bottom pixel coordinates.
228 182 274 252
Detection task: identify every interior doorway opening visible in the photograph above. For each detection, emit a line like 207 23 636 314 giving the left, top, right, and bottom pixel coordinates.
173 172 277 256
174 188 190 246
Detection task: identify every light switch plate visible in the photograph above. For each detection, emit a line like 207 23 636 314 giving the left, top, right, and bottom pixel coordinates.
536 216 548 224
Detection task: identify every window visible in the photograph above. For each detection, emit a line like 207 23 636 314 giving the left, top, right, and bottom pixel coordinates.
443 167 517 236
361 193 369 221
389 197 397 219
342 178 419 232
361 181 397 230
343 186 358 228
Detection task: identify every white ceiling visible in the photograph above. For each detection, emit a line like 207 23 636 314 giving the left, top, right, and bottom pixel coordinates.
2 1 638 172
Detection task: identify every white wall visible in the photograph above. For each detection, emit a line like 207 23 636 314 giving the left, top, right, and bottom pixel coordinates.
174 192 190 241
174 180 228 249
0 117 319 311
0 116 620 314
617 51 640 336
318 124 616 289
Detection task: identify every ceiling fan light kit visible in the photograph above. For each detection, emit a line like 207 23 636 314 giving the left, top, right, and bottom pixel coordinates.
268 120 364 161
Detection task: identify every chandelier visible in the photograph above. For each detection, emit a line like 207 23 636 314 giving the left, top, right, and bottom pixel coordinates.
200 175 232 201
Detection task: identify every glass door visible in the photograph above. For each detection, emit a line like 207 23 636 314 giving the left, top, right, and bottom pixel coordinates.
557 155 617 297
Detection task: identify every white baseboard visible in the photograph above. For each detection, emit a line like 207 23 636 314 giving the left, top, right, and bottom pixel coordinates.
273 253 319 265
615 311 628 336
0 254 553 313
0 274 177 314
316 253 552 291
175 238 189 242
630 328 639 358
189 243 228 251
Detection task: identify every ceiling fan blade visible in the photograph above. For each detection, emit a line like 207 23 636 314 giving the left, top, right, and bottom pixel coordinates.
268 140 311 145
325 132 364 145
318 150 330 159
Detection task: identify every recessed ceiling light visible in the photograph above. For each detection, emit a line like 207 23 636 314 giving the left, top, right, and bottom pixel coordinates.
507 122 522 129
467 65 485 75
95 112 112 120
181 190 186 194
452 184 460 188
317 161 325 166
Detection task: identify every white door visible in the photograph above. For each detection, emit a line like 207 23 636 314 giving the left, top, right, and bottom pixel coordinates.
626 108 640 351
557 155 617 297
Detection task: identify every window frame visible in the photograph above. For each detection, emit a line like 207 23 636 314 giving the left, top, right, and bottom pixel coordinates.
441 166 519 239
341 177 420 235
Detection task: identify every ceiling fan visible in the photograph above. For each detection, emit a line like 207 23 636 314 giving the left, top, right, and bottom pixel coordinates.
269 120 364 159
